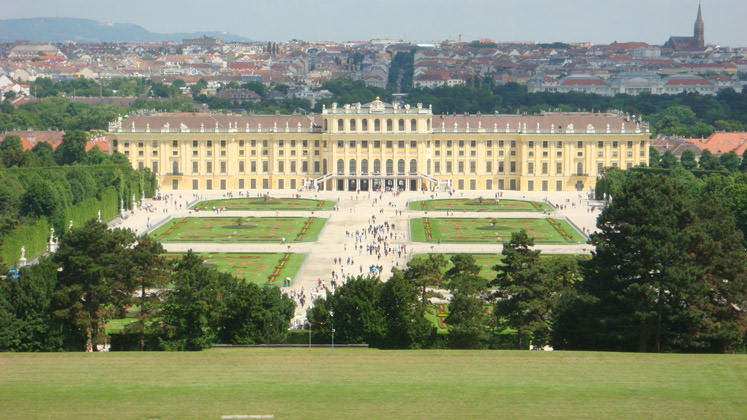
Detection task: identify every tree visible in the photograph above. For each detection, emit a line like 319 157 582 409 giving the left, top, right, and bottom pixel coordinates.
648 147 661 168
52 220 136 350
680 149 698 170
698 149 722 170
217 282 295 345
128 235 169 350
19 179 59 218
55 130 88 165
720 151 740 171
0 134 25 167
491 230 555 348
659 150 679 169
159 251 228 350
563 172 746 352
0 257 62 351
378 270 434 348
403 253 447 304
444 255 488 348
740 150 747 172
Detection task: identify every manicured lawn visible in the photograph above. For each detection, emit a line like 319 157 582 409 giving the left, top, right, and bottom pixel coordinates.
410 217 586 244
191 196 335 211
410 253 588 281
151 217 327 242
1 349 744 420
165 252 306 286
410 198 553 212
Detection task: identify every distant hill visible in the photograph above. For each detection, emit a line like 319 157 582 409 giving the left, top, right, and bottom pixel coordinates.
0 17 251 43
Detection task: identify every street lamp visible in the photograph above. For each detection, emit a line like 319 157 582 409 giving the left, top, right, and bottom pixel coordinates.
330 310 335 349
305 319 311 349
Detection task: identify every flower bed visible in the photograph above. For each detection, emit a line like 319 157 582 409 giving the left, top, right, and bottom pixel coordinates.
268 253 291 283
296 217 314 240
423 218 433 240
548 218 574 241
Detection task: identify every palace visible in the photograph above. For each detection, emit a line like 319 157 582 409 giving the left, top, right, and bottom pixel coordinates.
108 99 649 192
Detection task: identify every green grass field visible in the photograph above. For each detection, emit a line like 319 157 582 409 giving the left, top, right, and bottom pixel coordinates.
410 253 588 281
1 349 743 420
165 252 306 286
151 217 327 242
410 198 553 212
191 196 335 211
410 217 586 244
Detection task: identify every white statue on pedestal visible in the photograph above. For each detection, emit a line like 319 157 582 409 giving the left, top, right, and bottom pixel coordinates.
97 210 102 223
20 246 25 260
68 220 73 231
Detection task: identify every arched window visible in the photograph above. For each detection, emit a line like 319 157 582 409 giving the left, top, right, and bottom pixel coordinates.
362 119 368 131
350 119 356 131
349 159 356 174
337 119 344 131
411 119 417 131
386 159 393 174
409 159 417 173
426 159 431 175
337 159 344 174
398 119 405 131
172 161 179 174
373 159 381 173
361 159 369 174
386 119 393 131
323 119 328 131
397 159 405 174
323 159 327 173
374 119 381 132
577 162 583 176
426 119 431 130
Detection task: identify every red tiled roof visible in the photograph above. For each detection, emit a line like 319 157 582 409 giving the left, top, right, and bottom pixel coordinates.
665 78 712 86
683 132 747 155
560 78 607 86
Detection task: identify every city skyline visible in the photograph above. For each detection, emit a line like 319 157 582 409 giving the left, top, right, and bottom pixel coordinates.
2 0 746 46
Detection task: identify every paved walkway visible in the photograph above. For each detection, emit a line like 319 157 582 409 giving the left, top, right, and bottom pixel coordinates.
112 188 603 326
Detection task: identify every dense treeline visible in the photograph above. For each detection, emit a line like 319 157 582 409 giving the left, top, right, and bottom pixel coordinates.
312 79 746 138
0 132 156 268
0 221 294 351
6 78 745 139
596 163 747 246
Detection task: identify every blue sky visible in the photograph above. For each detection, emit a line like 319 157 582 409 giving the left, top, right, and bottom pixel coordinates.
2 0 745 46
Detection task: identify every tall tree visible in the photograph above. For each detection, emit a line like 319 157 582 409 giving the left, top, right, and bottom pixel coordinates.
403 253 447 304
0 257 61 351
492 230 553 348
217 282 295 345
129 235 169 350
159 251 228 350
52 220 136 350
444 254 488 348
720 151 741 171
567 172 746 352
680 149 698 170
54 130 88 165
379 270 434 348
698 149 722 170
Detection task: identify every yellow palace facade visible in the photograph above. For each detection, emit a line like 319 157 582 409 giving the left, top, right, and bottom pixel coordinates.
108 99 649 192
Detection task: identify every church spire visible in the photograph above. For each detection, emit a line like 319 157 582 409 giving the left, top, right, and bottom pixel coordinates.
694 2 705 48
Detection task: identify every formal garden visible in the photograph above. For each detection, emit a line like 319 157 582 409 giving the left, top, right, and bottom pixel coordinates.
409 198 553 212
165 252 306 286
410 217 585 243
191 196 335 211
151 216 327 242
